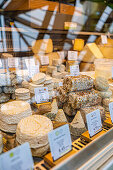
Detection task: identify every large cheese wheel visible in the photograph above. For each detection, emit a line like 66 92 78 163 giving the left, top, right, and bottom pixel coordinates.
16 115 53 148
0 101 32 124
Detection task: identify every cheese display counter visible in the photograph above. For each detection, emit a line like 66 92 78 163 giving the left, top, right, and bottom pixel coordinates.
0 0 113 170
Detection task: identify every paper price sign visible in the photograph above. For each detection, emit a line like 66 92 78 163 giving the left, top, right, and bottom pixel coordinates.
40 55 49 65
59 82 63 87
35 87 49 103
101 35 108 44
86 109 102 137
70 65 80 76
25 58 35 68
58 51 65 60
0 143 34 170
8 58 19 68
68 51 78 61
48 124 72 161
109 102 113 123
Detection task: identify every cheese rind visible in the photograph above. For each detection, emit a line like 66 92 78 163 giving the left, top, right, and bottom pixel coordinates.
16 115 53 148
32 73 46 85
55 109 67 123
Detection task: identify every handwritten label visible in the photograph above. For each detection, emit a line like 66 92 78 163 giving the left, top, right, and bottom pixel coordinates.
68 51 78 61
40 55 49 65
70 65 80 76
35 87 49 103
86 109 102 137
8 58 19 68
0 143 34 170
101 35 108 44
48 124 72 161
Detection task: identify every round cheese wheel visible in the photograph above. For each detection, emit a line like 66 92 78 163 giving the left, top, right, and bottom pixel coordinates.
32 73 46 84
16 115 53 148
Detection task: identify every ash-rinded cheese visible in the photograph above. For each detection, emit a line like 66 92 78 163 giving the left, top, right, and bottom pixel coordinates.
0 101 32 124
98 90 112 99
29 83 44 94
0 93 10 103
32 39 53 54
69 111 86 138
94 77 109 91
52 59 62 66
32 73 46 85
51 99 58 115
16 115 53 148
80 105 105 123
55 109 67 123
63 103 77 116
3 86 15 94
63 75 94 92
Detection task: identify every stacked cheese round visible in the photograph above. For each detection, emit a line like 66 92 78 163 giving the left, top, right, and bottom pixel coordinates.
29 83 44 94
32 73 46 85
0 101 32 133
16 115 53 157
15 88 30 100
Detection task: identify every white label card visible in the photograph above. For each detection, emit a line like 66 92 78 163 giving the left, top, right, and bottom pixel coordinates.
101 35 108 44
35 87 49 103
40 55 49 65
86 109 102 137
109 102 113 123
70 65 80 76
0 59 2 67
0 143 34 170
25 58 35 68
68 51 78 61
48 124 72 161
58 51 65 60
8 58 19 68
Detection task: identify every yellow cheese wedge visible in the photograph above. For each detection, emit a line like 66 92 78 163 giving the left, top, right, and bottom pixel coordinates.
73 39 84 51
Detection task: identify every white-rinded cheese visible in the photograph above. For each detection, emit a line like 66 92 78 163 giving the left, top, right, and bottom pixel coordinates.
55 109 67 123
79 43 104 62
32 39 53 54
57 64 65 72
44 76 53 85
15 88 30 100
47 66 57 74
0 119 17 133
52 59 62 66
22 80 29 89
29 83 44 94
16 115 53 148
0 101 32 124
52 72 62 79
32 73 46 85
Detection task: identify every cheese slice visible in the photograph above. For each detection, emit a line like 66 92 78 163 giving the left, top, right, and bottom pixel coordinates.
79 43 104 62
32 39 53 54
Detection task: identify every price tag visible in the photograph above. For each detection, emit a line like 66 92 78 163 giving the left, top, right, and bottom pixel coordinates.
58 51 65 60
0 143 34 170
25 58 39 78
59 82 63 87
48 124 72 161
86 109 102 137
70 65 80 76
101 35 108 44
40 55 49 65
8 58 19 68
0 59 2 67
109 102 113 123
35 87 49 103
68 51 78 61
